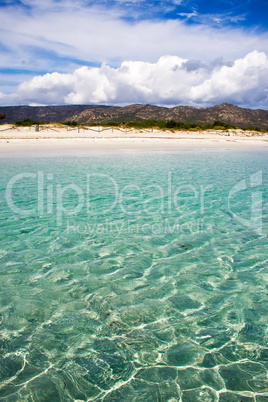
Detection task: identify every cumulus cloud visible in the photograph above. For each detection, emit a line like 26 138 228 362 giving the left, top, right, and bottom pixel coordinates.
18 72 75 104
190 51 268 107
1 0 268 105
2 51 264 108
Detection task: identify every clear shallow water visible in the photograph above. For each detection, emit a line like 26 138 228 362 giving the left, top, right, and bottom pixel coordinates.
0 150 267 401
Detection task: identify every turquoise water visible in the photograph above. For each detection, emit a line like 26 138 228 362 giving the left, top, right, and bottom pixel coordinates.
0 150 267 401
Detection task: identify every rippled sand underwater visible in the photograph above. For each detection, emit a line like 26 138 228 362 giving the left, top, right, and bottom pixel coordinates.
0 151 267 401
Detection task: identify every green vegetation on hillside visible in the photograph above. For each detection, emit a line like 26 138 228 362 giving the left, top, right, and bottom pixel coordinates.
9 117 267 132
15 119 43 126
63 120 80 127
90 119 267 132
91 120 236 130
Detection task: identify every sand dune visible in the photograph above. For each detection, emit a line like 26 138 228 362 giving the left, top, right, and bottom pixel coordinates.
0 124 267 155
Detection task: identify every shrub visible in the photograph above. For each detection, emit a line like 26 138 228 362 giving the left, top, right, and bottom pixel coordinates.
63 120 79 127
15 119 42 126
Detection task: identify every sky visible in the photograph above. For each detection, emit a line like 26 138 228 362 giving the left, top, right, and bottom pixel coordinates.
0 0 268 108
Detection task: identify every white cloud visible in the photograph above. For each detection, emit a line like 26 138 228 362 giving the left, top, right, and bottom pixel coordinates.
2 51 265 108
177 12 198 18
190 51 268 107
18 72 74 104
1 1 268 76
1 0 268 107
0 91 17 105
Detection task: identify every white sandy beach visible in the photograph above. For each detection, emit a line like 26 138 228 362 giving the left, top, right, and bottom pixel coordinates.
0 124 267 155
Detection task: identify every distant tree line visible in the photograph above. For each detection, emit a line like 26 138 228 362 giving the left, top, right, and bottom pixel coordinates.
13 119 81 127
91 119 267 132
63 120 80 127
91 119 231 130
165 120 234 130
2 118 266 132
14 119 43 126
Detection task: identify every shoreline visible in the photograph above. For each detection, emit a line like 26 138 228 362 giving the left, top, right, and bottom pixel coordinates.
0 125 267 156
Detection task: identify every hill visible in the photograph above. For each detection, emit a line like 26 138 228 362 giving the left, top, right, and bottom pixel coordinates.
0 105 102 124
0 103 267 129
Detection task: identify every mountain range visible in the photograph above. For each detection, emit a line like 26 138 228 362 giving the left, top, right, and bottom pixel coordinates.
0 103 268 129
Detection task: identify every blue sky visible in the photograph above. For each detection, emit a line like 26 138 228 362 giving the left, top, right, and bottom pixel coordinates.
0 0 267 107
